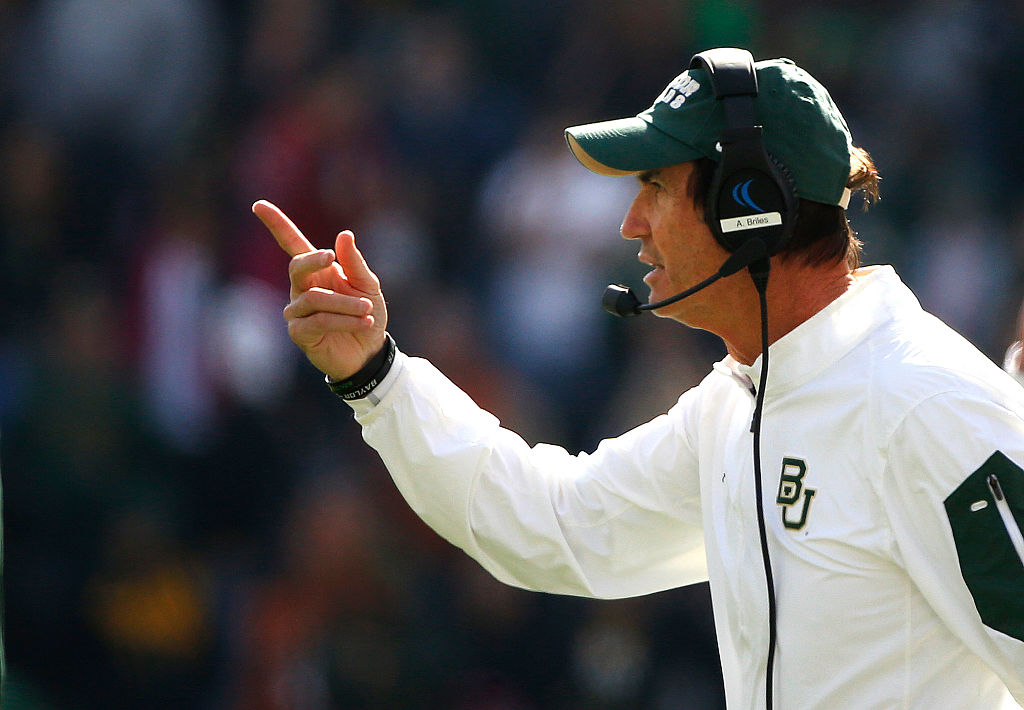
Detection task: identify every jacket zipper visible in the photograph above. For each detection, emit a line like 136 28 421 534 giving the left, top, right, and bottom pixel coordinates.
987 474 1024 568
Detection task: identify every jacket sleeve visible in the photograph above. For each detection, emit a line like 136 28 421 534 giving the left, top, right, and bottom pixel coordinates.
353 354 708 599
881 387 1024 704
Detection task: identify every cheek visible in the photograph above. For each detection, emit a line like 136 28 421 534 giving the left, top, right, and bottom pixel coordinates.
667 232 730 283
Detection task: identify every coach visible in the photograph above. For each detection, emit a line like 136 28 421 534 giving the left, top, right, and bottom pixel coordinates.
255 48 1024 709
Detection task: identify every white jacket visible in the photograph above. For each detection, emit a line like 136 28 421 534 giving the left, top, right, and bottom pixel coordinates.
349 266 1024 709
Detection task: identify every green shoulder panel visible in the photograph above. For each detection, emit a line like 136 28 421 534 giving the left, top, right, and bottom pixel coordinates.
944 451 1024 641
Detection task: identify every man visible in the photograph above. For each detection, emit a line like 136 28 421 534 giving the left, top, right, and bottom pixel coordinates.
254 49 1024 709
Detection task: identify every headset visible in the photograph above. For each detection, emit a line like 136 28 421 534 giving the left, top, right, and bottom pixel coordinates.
601 48 784 710
690 47 798 257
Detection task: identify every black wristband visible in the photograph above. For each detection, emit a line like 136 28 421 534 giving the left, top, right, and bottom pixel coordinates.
326 333 396 401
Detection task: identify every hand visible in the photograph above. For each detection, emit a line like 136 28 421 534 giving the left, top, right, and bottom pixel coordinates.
253 200 388 381
1016 299 1024 371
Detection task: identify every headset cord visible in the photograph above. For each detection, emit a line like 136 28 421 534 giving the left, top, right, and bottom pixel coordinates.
749 262 777 710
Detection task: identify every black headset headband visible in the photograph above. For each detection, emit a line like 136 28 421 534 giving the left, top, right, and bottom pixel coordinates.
690 48 758 125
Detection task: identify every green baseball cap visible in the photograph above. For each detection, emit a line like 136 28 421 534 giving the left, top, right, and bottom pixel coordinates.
564 55 854 207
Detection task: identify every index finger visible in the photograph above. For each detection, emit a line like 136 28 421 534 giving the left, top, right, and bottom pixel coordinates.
252 200 316 257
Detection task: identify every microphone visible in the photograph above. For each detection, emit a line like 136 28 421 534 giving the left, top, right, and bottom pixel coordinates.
602 238 769 317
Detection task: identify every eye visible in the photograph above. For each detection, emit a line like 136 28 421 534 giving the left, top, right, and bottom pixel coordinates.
640 179 664 197
637 170 664 193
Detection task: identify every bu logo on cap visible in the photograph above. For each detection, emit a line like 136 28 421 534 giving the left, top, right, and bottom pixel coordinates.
656 73 701 110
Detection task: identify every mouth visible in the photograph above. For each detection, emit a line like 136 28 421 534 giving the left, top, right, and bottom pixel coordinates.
639 253 664 284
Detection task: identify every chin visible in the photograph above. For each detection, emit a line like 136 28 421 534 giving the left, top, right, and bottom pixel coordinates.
649 298 689 322
653 294 713 329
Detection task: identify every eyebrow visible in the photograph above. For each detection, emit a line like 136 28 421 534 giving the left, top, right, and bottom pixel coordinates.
637 169 661 184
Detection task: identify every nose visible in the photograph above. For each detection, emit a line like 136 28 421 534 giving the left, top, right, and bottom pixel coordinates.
620 192 647 241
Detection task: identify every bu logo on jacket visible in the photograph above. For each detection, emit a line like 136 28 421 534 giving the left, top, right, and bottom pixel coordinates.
777 457 816 530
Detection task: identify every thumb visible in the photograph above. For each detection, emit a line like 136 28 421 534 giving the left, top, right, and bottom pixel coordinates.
335 230 380 295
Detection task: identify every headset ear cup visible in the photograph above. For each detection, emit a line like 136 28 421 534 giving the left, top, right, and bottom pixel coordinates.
707 152 797 256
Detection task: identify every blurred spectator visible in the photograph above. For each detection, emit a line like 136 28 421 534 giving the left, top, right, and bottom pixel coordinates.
905 174 1016 355
11 0 223 262
370 9 527 286
226 475 407 709
240 0 333 100
475 113 636 449
85 509 212 709
14 0 221 159
3 265 170 706
570 600 652 707
228 57 398 289
131 175 223 454
545 0 693 117
0 123 68 338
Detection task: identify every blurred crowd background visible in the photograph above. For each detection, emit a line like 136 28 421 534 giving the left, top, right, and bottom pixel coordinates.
1 0 1023 708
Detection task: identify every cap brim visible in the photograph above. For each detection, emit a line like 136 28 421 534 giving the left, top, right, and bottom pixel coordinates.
565 116 705 176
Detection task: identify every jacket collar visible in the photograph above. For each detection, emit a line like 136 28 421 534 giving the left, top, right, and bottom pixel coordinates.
717 265 920 397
